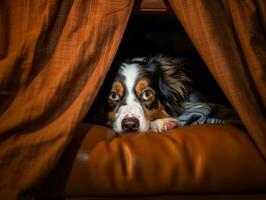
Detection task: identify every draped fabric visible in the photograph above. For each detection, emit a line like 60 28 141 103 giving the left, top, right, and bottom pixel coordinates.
1 0 266 199
0 0 133 199
169 0 266 158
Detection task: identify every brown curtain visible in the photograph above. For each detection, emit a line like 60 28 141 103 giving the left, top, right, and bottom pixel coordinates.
0 0 133 199
169 0 266 158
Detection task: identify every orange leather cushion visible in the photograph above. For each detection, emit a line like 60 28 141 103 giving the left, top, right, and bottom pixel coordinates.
60 124 266 196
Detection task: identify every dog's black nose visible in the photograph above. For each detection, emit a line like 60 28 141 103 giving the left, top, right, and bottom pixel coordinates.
122 117 139 132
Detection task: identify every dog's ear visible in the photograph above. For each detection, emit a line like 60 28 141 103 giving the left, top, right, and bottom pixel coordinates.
156 56 191 116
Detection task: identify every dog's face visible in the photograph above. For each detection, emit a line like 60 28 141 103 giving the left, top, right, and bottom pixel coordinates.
108 62 169 133
107 56 191 134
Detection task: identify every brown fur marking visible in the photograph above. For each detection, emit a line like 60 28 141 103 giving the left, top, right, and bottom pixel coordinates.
135 79 148 95
144 101 170 121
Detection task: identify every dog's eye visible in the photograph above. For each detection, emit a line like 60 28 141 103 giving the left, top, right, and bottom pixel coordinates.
109 91 120 101
141 89 154 101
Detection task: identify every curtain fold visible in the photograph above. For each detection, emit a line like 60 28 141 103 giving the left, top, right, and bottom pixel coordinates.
169 0 266 158
0 0 134 199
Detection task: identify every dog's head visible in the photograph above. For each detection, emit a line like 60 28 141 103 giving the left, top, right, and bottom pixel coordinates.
107 55 191 134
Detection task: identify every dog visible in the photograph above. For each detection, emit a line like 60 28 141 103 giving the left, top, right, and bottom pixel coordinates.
107 55 200 134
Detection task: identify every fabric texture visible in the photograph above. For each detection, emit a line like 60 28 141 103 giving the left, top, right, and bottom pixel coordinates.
169 0 266 158
0 0 133 199
1 0 266 199
177 101 241 127
177 103 225 126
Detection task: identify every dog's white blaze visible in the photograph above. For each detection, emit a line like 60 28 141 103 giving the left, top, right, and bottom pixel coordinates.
121 64 139 106
113 63 150 133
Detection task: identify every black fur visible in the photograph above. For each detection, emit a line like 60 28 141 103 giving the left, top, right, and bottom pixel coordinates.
142 55 192 117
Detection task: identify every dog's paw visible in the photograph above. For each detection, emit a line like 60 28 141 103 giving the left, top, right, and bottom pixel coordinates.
150 118 179 132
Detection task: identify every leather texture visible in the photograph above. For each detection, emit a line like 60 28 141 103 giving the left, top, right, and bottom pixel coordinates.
39 123 266 198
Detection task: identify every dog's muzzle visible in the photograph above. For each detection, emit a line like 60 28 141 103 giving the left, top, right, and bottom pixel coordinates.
113 104 150 133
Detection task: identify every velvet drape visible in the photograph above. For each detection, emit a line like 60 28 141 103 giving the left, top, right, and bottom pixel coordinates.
169 0 266 158
0 0 133 199
1 0 266 199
